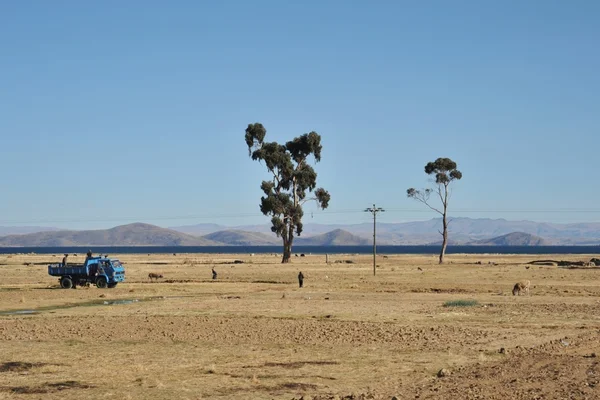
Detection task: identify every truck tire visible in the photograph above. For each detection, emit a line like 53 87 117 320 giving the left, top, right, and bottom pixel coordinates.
108 283 118 288
60 277 73 289
96 277 108 289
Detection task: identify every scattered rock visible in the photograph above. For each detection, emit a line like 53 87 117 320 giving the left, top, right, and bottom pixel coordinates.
99 294 106 298
499 347 507 354
437 368 450 378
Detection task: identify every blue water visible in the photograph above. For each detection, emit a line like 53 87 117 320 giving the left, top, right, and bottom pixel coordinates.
0 246 598 255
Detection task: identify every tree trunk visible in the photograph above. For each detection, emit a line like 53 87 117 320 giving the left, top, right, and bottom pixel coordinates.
281 230 294 263
282 241 291 263
439 213 448 264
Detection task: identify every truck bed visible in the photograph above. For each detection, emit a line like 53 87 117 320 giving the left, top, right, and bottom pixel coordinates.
48 264 89 277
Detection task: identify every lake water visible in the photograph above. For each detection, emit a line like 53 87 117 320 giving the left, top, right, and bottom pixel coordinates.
0 246 598 255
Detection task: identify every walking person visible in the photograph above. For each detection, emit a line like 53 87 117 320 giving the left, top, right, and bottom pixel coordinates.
298 271 304 288
212 268 217 280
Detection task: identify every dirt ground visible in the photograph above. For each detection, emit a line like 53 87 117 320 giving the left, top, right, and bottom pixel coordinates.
1 252 600 399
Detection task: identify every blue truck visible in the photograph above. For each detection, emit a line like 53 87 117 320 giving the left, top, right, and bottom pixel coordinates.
48 256 125 289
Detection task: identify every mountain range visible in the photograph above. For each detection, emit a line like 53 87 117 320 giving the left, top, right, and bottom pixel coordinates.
1 218 600 246
0 223 219 247
170 218 600 245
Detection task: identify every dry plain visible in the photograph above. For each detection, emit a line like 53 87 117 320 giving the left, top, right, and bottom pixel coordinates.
1 252 600 400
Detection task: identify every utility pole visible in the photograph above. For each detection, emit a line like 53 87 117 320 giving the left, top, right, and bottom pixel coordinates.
364 204 384 276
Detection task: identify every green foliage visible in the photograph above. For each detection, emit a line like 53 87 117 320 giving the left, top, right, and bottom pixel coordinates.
407 157 462 202
424 157 463 185
245 123 330 262
443 299 479 307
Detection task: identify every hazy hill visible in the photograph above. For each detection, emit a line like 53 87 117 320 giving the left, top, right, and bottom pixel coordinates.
170 218 600 245
203 230 279 246
295 229 371 246
4 218 600 246
170 223 226 236
469 232 548 246
0 226 60 236
0 223 219 246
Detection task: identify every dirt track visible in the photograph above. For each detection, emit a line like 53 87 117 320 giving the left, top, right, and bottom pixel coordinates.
1 253 600 399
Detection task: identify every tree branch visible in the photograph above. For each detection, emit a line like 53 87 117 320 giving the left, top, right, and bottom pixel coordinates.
300 197 316 206
436 185 445 207
413 193 443 215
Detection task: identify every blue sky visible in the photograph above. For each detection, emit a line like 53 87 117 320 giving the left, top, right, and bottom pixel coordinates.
1 1 599 229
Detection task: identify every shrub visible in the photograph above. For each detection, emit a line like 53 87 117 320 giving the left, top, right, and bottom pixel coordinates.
443 299 479 308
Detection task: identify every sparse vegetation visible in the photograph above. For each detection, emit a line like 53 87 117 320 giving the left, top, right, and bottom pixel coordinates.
443 299 479 307
0 252 597 400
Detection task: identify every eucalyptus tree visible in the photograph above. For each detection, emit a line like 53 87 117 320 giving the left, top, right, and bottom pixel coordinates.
245 123 330 263
407 158 462 264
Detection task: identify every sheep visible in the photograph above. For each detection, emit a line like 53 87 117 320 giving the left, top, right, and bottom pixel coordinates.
148 273 163 282
512 280 531 296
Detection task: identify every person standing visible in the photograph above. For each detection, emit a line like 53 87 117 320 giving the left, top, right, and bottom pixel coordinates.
298 271 304 288
84 250 93 265
212 268 218 280
62 254 68 267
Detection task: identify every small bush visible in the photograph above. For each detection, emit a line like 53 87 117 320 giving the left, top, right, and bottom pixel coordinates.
443 299 479 308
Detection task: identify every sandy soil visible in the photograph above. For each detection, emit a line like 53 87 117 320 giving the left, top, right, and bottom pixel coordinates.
1 252 599 399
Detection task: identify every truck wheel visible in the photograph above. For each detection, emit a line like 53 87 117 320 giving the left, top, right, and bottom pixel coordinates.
60 277 73 289
96 277 108 289
108 283 117 288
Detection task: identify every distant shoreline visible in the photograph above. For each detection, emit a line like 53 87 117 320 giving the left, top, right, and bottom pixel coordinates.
1 245 599 255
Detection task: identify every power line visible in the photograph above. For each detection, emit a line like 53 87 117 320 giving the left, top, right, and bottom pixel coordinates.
3 207 600 225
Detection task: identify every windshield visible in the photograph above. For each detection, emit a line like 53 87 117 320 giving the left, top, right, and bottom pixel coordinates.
111 261 122 268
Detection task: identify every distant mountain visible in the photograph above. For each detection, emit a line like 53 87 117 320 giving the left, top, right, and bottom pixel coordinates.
203 230 279 246
0 226 60 236
5 218 600 247
469 232 548 246
0 223 220 246
295 229 371 246
170 218 600 245
169 223 226 236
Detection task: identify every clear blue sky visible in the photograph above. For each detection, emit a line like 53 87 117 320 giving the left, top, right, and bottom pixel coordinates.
1 1 598 229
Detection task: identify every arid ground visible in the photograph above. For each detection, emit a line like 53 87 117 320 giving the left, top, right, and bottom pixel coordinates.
1 252 600 399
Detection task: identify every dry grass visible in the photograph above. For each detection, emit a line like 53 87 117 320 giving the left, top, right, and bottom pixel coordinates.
1 252 599 399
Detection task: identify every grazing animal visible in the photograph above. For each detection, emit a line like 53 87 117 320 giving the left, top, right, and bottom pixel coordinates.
512 280 531 296
148 273 163 281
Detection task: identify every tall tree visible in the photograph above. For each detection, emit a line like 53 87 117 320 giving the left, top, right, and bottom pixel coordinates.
407 157 462 264
245 123 330 263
